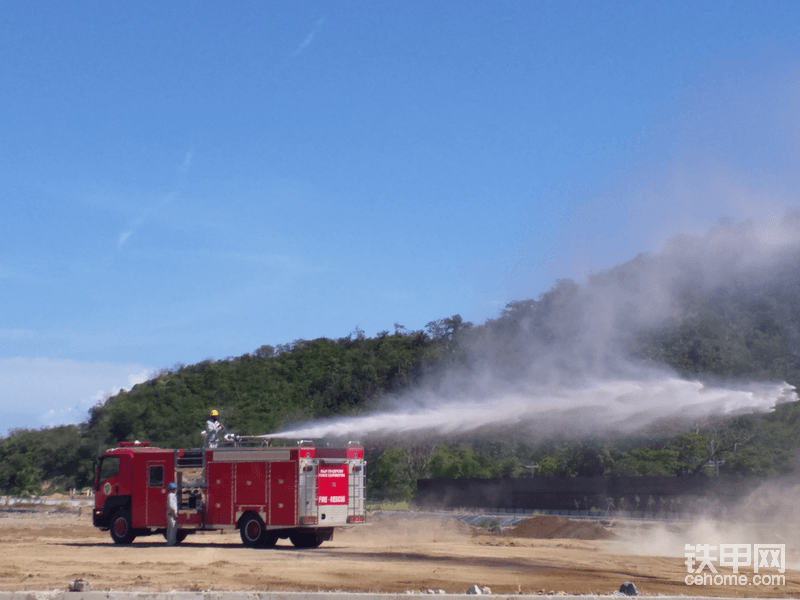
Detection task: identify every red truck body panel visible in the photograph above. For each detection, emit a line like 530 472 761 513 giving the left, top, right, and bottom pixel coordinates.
93 440 366 547
269 461 297 525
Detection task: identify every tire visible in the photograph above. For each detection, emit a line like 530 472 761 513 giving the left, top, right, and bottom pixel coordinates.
240 513 266 548
289 531 323 548
162 529 189 544
109 509 136 545
261 532 278 548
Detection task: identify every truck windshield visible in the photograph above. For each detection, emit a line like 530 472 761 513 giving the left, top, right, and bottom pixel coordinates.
98 456 120 481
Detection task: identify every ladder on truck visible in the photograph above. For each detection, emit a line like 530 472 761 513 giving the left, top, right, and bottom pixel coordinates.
176 449 206 510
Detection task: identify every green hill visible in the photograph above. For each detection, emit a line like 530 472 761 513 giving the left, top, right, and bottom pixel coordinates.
4 224 800 497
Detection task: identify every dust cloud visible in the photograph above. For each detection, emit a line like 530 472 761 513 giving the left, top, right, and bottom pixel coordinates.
614 479 800 569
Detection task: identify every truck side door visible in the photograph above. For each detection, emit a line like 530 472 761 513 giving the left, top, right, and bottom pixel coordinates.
145 461 167 527
207 461 233 525
269 461 297 526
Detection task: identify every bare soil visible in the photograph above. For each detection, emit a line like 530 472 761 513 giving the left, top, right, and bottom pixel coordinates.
0 507 797 596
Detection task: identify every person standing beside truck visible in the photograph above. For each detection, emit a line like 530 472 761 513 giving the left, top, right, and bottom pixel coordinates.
166 482 178 546
201 409 226 448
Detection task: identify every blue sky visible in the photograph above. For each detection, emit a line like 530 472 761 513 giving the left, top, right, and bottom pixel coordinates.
2 1 800 434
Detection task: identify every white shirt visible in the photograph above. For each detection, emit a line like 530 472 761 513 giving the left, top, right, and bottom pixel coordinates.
167 490 178 519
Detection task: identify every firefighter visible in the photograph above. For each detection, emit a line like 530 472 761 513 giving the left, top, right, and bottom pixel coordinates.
166 482 178 546
201 409 226 448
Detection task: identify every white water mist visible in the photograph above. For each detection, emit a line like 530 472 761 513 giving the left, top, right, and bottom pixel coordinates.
274 375 796 441
275 217 800 444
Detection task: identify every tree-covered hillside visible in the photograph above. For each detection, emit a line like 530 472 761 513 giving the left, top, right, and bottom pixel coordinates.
0 325 448 493
87 329 437 450
4 222 800 498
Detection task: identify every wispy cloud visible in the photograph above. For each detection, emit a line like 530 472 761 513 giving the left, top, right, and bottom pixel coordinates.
118 150 193 248
294 17 325 56
118 226 138 247
180 150 193 173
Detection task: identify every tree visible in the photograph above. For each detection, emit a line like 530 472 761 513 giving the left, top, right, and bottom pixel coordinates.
700 419 758 475
0 453 42 496
536 455 563 477
609 447 679 476
428 445 486 479
368 446 416 502
254 345 275 359
672 433 711 475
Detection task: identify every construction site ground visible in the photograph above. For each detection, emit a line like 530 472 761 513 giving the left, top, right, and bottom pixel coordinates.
0 505 796 597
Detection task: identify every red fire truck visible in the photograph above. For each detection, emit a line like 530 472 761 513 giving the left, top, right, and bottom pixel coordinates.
92 439 366 548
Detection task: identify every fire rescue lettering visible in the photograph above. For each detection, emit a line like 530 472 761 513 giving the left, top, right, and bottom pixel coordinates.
317 464 348 506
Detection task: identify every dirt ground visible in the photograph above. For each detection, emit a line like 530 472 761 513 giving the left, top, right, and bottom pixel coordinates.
0 507 797 597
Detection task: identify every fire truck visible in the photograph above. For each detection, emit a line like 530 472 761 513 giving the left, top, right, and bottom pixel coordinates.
92 439 366 548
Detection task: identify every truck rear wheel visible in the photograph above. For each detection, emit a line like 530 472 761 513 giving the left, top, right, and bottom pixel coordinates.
240 513 266 548
289 531 324 548
162 530 189 544
109 509 136 545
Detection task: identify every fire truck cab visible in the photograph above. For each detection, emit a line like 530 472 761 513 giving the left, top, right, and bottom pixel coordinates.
93 440 366 548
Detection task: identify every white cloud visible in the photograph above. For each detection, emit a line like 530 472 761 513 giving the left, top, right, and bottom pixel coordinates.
118 230 134 247
294 17 325 55
0 357 154 436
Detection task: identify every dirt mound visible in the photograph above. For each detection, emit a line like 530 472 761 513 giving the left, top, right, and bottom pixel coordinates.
505 515 616 540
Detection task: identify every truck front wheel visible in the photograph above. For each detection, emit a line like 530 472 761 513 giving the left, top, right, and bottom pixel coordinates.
109 509 136 545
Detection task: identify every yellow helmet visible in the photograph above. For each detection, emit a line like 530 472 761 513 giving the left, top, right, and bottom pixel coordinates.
210 409 219 417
